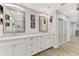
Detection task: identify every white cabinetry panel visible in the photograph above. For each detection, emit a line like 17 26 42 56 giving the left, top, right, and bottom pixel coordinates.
37 36 45 52
14 41 26 56
26 35 54 56
44 35 53 49
44 36 50 49
0 34 54 56
0 39 26 56
48 35 53 47
26 38 37 55
0 45 13 56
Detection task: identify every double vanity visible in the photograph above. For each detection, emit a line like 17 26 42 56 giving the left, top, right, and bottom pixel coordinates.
0 4 69 56
0 33 54 56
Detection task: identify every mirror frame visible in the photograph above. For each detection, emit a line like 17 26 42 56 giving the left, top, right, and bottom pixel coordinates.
3 5 25 33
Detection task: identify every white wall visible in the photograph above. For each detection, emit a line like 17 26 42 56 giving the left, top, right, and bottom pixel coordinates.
23 8 57 48
1 5 57 48
48 11 56 34
24 7 57 35
25 9 39 34
2 6 57 35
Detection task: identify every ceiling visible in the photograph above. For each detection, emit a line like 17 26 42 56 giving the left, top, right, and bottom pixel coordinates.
21 3 62 14
58 3 78 18
14 3 67 14
15 3 78 17
12 3 79 21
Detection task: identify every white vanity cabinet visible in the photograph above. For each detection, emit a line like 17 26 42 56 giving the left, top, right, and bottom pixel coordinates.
0 39 26 56
26 37 39 56
37 36 45 52
44 35 50 49
0 34 54 56
14 40 26 56
26 36 45 56
0 45 14 56
43 35 53 50
48 35 54 47
25 35 54 56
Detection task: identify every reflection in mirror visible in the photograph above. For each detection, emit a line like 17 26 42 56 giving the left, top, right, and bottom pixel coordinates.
3 5 25 33
5 14 10 20
0 5 3 14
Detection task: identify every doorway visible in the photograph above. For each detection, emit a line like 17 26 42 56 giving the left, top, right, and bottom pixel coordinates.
58 18 67 45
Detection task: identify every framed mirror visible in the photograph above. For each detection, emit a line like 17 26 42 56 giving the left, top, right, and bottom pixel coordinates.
39 16 48 32
0 5 3 14
3 5 25 33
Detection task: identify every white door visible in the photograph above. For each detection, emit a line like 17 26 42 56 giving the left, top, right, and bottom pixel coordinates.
0 45 13 56
14 41 25 56
70 22 76 37
63 21 67 41
58 18 63 44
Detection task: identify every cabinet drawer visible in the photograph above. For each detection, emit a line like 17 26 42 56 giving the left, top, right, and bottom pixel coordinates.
26 46 38 56
26 38 37 43
26 37 38 47
26 37 39 55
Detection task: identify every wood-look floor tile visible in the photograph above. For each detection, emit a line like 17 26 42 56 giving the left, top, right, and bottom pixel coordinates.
35 37 79 56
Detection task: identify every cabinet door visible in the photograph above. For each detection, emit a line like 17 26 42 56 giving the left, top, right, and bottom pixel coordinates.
14 41 25 56
26 38 38 56
38 36 45 51
44 35 53 49
48 35 53 47
0 45 13 56
44 36 51 49
35 36 44 52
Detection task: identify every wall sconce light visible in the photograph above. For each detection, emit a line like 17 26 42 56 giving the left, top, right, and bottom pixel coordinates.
49 16 53 23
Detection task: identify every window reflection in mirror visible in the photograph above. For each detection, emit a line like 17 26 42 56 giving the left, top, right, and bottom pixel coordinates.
3 5 25 33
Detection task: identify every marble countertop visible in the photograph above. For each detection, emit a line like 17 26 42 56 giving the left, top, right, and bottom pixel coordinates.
0 33 54 41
